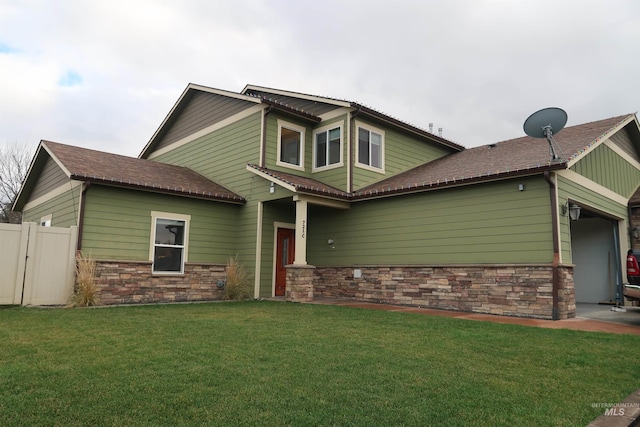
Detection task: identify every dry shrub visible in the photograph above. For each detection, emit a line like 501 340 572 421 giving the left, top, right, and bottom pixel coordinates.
225 255 252 301
69 251 98 307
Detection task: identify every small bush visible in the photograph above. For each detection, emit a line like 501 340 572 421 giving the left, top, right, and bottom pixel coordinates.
68 251 98 307
224 255 252 301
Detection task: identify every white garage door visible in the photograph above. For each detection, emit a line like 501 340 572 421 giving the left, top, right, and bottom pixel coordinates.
571 217 619 304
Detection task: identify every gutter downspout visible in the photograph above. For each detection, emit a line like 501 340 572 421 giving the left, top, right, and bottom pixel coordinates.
261 105 273 168
76 182 90 252
544 171 560 320
349 107 362 193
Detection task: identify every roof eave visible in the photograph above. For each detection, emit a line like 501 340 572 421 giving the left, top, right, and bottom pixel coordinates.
352 162 567 201
139 83 262 159
74 175 246 205
352 103 465 152
260 99 322 123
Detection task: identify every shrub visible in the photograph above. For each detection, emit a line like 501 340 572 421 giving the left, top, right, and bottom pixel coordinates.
224 255 252 301
68 251 98 307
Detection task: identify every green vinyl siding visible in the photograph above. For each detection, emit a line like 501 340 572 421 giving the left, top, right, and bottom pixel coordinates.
22 184 81 227
81 185 240 262
571 143 640 198
30 157 68 200
556 174 629 264
152 110 265 282
352 118 453 190
307 176 553 265
154 91 256 151
264 112 314 177
154 111 262 194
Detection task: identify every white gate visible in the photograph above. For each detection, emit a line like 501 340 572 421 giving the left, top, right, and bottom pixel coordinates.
0 222 77 306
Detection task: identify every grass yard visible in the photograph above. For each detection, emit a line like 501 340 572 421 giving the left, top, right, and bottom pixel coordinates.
0 301 638 426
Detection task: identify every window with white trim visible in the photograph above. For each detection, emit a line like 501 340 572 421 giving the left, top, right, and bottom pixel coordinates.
40 214 52 227
151 212 190 274
313 124 342 171
277 120 305 170
356 123 384 172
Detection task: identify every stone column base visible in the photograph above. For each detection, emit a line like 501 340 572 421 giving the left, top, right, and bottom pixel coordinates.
286 264 315 303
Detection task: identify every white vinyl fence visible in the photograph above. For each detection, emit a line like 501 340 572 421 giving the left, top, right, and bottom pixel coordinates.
0 223 77 306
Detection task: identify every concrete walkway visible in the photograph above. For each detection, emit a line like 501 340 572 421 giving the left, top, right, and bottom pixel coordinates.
305 298 640 335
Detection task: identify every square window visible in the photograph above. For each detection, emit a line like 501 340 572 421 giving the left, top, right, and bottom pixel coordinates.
277 120 305 170
313 125 342 170
151 213 190 274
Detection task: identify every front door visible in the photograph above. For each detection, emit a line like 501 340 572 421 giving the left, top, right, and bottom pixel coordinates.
275 228 295 296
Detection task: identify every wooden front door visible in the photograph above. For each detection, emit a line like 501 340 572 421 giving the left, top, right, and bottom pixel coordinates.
275 228 295 296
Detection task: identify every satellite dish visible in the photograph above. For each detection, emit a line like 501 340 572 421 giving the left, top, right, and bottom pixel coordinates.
523 107 567 161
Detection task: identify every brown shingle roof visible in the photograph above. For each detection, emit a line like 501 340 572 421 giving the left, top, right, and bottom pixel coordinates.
354 114 633 199
43 141 245 203
247 164 350 199
246 115 635 202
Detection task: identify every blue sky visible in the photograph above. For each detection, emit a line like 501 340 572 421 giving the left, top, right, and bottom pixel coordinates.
1 0 640 157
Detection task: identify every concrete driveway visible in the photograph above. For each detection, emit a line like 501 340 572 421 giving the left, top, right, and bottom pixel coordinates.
576 303 640 327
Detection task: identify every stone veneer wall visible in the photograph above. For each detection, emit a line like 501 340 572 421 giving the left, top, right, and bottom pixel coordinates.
313 264 575 320
285 265 315 303
94 260 226 305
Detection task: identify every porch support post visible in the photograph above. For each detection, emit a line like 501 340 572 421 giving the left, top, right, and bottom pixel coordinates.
293 197 308 265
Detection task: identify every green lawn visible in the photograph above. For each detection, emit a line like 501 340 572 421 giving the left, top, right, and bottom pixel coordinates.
0 301 638 426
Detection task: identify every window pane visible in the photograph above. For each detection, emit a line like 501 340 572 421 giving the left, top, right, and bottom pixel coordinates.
156 219 185 245
328 128 340 165
329 139 340 164
358 128 369 165
154 246 183 272
281 127 301 165
282 237 289 267
371 132 382 168
316 132 327 167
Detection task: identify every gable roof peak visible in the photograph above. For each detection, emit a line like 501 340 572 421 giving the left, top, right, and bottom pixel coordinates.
15 140 246 208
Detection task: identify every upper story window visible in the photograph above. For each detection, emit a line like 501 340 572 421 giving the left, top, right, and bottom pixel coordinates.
150 211 190 274
356 122 385 173
313 124 343 171
277 120 305 171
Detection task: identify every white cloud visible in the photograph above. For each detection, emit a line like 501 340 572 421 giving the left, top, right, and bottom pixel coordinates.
1 0 639 155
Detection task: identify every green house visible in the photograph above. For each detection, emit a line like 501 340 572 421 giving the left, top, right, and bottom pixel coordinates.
13 83 640 319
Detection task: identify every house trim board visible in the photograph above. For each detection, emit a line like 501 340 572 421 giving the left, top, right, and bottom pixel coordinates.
556 169 628 206
254 201 263 299
292 194 350 210
246 165 297 192
603 139 640 170
242 84 352 108
549 172 563 264
41 143 72 176
146 104 265 160
565 115 635 168
23 180 83 212
141 84 262 157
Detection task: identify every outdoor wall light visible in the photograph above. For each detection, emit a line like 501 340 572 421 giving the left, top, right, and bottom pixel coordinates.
269 182 275 194
328 238 335 249
561 202 581 221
